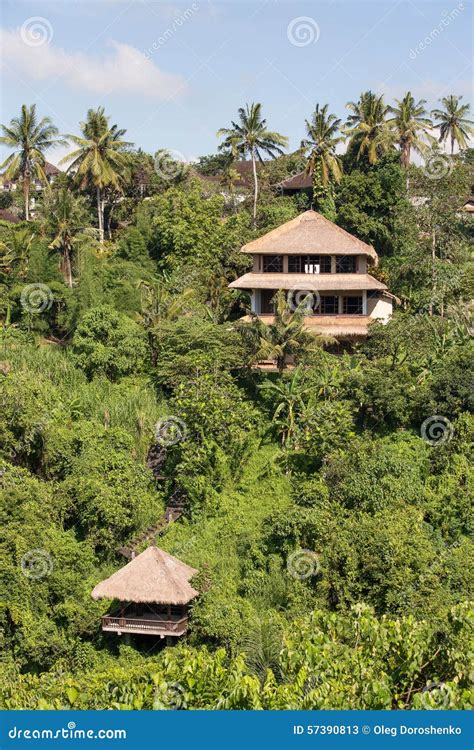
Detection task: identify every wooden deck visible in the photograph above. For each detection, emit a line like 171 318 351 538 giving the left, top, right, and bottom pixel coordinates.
102 613 188 637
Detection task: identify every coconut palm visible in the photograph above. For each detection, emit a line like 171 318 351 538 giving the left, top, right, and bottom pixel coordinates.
249 290 330 373
61 108 131 242
301 103 344 212
431 95 474 154
217 103 288 222
0 104 65 220
387 92 434 168
345 91 394 165
39 189 93 287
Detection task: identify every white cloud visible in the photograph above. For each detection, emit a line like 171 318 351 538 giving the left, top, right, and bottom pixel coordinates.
0 27 187 98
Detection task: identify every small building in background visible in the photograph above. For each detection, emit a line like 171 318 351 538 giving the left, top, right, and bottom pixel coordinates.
92 546 198 640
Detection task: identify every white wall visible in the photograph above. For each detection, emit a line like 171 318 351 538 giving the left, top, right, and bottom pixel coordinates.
367 296 393 323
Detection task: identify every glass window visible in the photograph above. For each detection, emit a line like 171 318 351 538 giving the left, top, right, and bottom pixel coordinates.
342 296 363 314
336 256 356 273
263 255 283 272
319 295 339 314
288 255 331 273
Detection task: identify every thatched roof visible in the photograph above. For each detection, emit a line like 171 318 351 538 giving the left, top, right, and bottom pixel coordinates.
91 546 199 605
241 210 378 261
242 313 373 338
229 272 387 291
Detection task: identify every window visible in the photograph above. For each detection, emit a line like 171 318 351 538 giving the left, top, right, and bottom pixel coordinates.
336 256 356 273
263 255 283 272
288 255 331 273
342 296 363 314
318 295 339 314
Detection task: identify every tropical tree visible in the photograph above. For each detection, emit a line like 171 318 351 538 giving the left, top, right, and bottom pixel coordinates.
0 104 64 220
259 366 311 446
39 189 94 287
217 103 288 222
61 108 131 242
387 92 433 167
345 91 394 165
248 290 329 373
431 95 474 154
0 226 35 279
300 103 344 216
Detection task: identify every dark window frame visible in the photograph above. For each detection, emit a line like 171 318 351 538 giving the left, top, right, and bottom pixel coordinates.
263 255 283 273
336 256 357 273
342 296 363 314
288 255 331 273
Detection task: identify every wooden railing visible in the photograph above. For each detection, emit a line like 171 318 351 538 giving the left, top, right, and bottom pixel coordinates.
102 615 188 636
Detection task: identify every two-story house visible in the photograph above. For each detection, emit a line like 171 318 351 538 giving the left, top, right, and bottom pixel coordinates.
229 210 397 339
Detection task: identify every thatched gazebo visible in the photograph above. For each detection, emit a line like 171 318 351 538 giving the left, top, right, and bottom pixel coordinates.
92 546 199 638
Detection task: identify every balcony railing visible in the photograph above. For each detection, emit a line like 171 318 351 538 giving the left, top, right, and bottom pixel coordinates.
102 613 188 637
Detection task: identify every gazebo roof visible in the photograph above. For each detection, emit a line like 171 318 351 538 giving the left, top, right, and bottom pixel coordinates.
241 210 378 261
91 546 199 605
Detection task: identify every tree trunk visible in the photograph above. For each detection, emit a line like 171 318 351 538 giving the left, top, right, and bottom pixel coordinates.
450 134 454 155
97 186 104 243
251 150 258 225
63 247 73 288
429 228 436 317
24 175 30 221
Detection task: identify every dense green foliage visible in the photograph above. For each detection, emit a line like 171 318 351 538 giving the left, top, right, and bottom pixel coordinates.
0 100 473 711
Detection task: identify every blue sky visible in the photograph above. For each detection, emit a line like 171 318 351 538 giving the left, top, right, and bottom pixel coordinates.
1 0 472 164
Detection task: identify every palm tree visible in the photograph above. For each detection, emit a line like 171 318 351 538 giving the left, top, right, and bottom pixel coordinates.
249 290 329 373
387 92 433 167
0 226 35 279
61 107 131 242
39 189 93 287
345 91 394 165
431 95 474 154
217 103 288 222
301 103 344 211
259 366 311 446
0 104 65 221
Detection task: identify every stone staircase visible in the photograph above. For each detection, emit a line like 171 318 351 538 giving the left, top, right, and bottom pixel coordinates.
118 443 186 560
